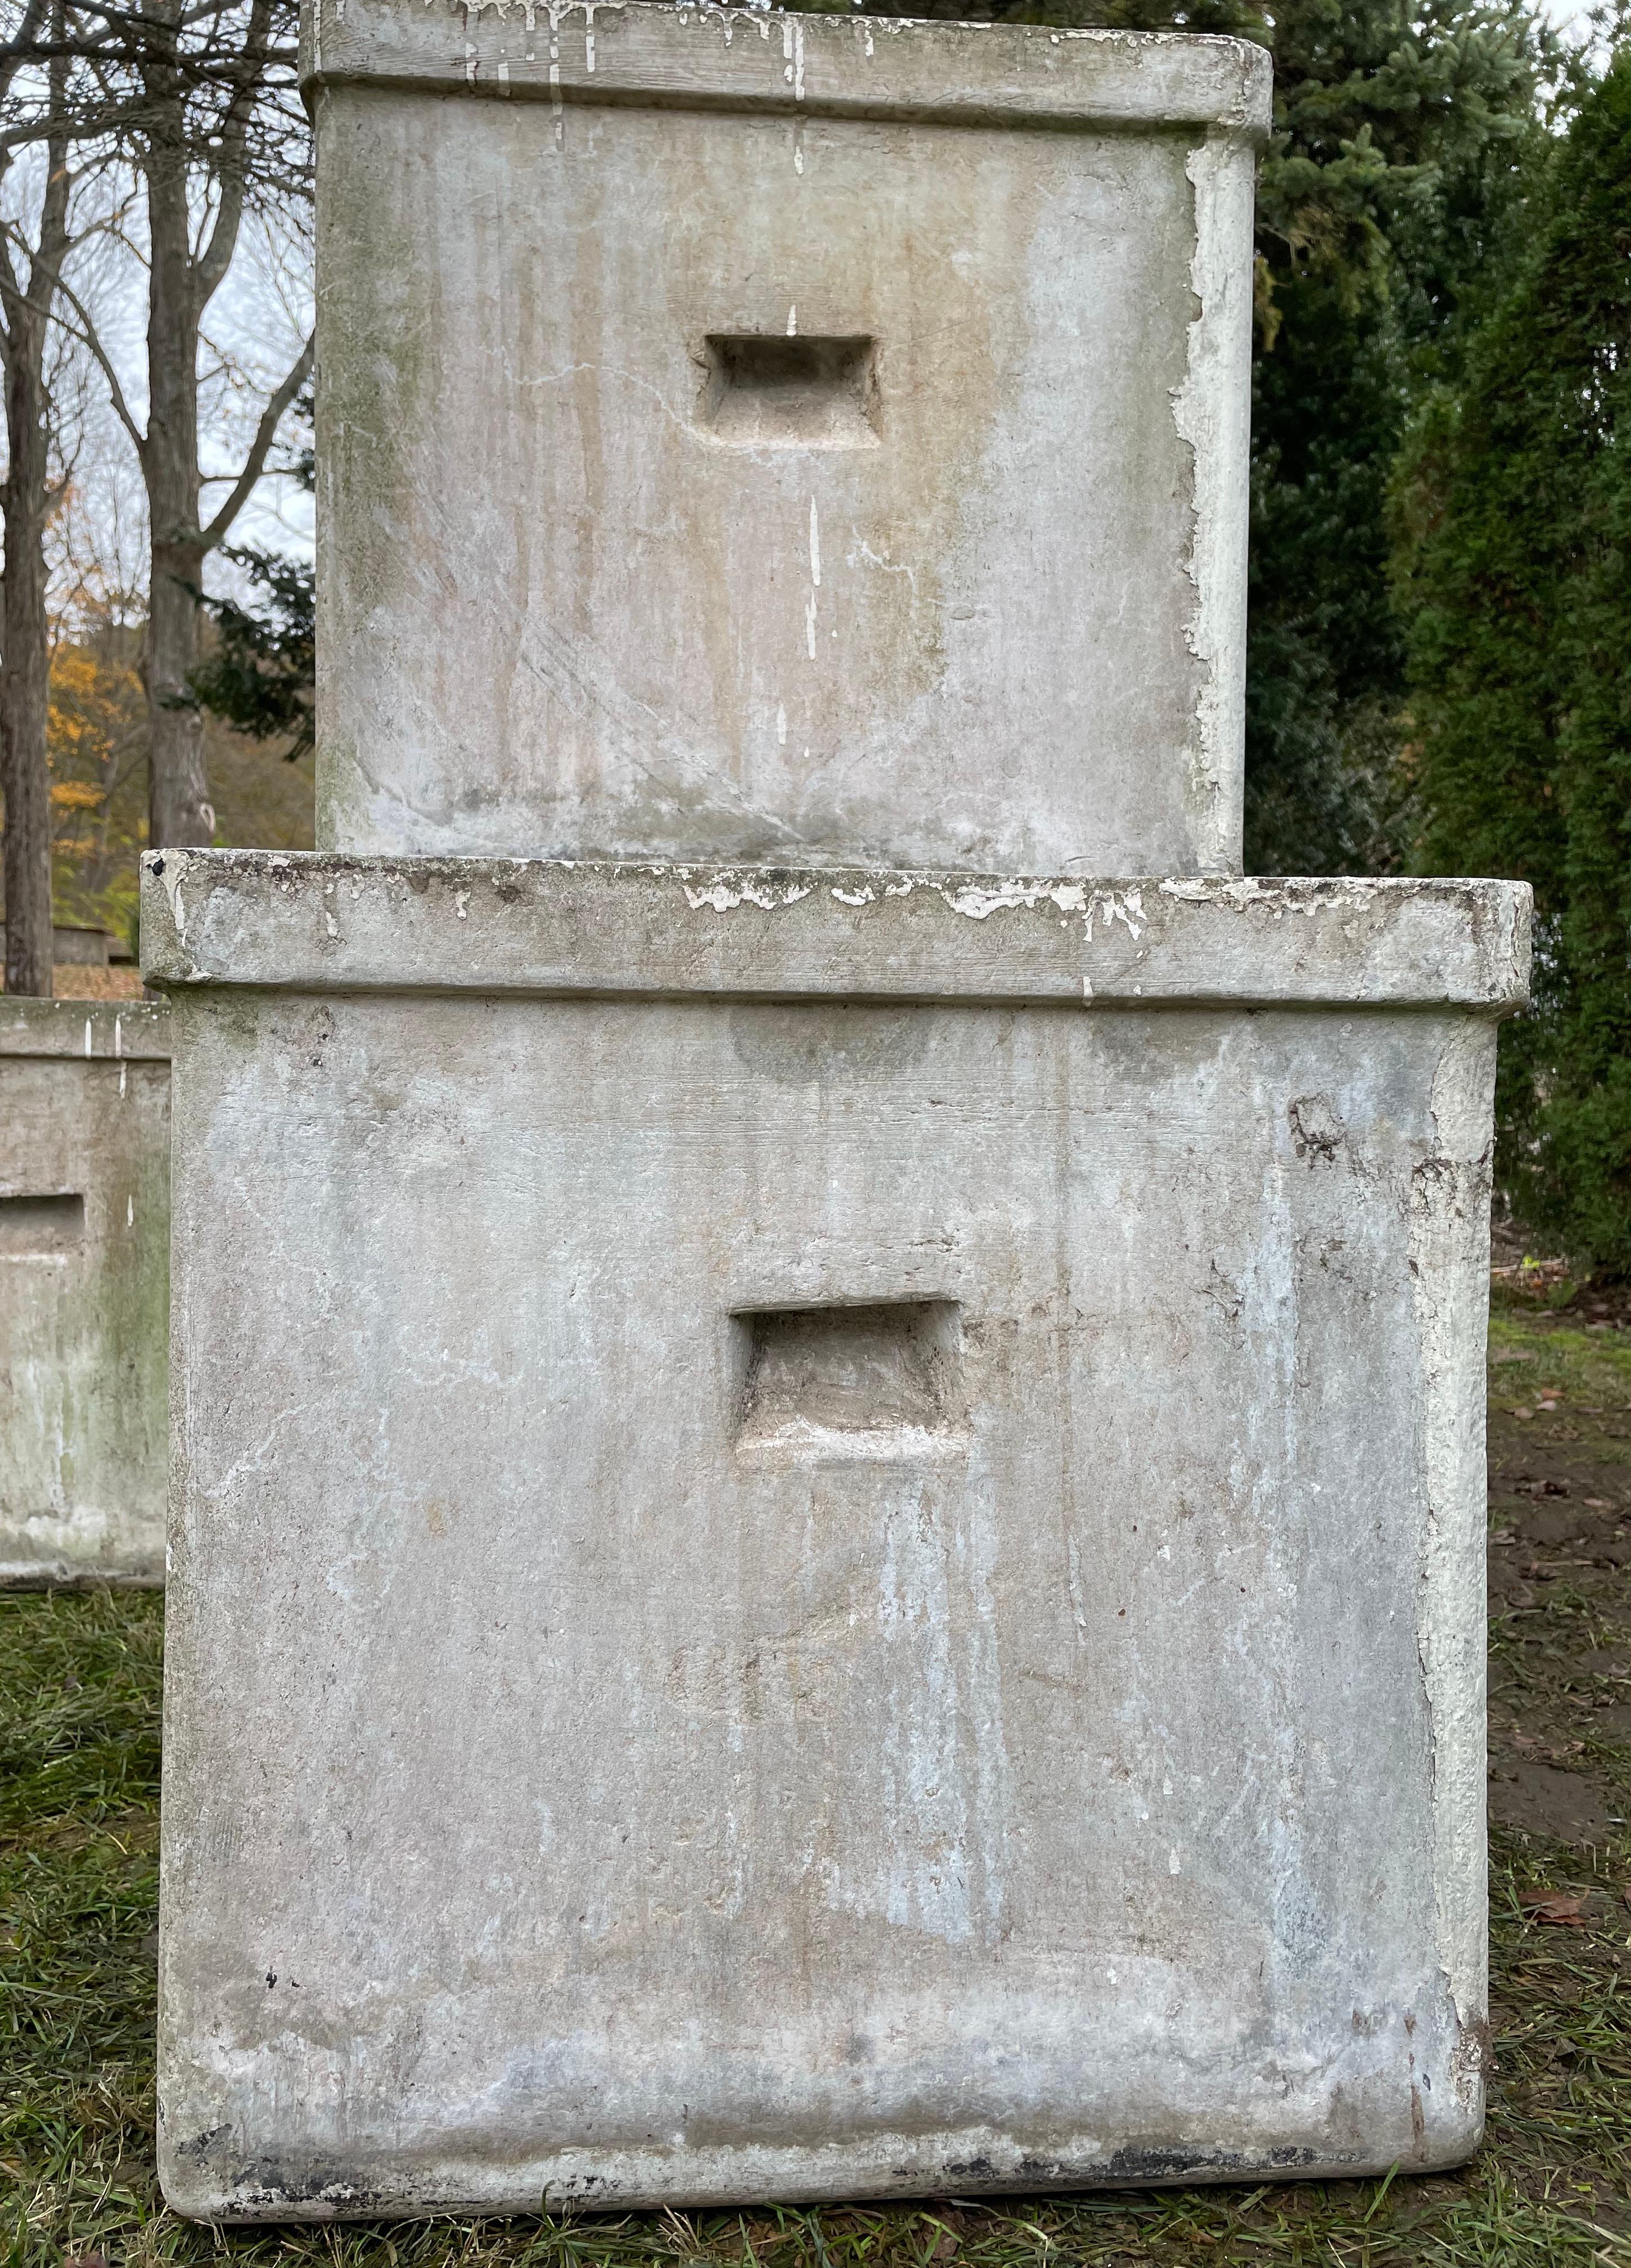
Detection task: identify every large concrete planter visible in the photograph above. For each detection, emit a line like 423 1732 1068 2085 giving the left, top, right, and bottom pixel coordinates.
145 853 1526 2214
305 0 1264 875
0 998 170 1587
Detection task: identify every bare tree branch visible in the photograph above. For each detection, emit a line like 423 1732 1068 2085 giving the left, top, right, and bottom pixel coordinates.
4 220 148 452
200 323 310 548
192 0 272 306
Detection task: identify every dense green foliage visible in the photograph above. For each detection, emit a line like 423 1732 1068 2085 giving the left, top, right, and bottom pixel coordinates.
1396 53 1631 1267
1245 0 1552 872
1243 0 1551 866
190 546 316 762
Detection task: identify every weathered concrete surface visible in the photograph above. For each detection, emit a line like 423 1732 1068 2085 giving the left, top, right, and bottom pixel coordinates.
145 850 1530 1011
0 1000 170 1587
305 0 1265 876
146 854 1528 2216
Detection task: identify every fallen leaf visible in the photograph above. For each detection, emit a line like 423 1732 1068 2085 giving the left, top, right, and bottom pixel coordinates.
1585 1498 1612 1510
1519 1890 1591 1926
1513 1407 1534 1420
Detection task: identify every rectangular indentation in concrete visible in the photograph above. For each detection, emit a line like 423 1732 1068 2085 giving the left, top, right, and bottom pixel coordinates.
732 1299 965 1459
0 1192 85 1255
699 335 881 449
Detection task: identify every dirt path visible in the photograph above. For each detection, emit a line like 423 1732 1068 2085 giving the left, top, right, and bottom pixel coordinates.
1480 1278 1631 2238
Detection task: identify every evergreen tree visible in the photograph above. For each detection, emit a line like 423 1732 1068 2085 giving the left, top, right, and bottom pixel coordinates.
190 547 315 763
1395 52 1631 1266
1242 0 1551 870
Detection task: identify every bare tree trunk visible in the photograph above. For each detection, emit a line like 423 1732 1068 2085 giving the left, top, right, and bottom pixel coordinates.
0 13 68 995
2 358 54 996
140 0 211 852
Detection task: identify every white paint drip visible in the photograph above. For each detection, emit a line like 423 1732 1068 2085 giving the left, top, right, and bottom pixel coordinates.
847 532 916 591
682 874 816 914
805 593 817 660
153 850 187 947
83 1019 92 1058
119 1061 127 1098
776 704 787 746
127 1195 134 1229
449 0 624 34
786 303 797 338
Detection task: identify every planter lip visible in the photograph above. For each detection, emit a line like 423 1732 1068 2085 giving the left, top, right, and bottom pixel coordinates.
0 995 170 1060
139 849 1533 1014
300 0 1273 138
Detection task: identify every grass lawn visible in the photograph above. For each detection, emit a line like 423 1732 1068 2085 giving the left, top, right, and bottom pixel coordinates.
4 1294 1630 2268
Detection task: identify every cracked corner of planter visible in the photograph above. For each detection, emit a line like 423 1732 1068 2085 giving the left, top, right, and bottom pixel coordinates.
139 848 214 988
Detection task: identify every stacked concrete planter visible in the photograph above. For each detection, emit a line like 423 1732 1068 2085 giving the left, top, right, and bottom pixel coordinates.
0 1000 170 1587
144 0 1530 2219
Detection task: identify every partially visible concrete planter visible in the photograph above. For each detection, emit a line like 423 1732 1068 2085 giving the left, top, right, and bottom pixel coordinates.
0 998 170 1587
145 851 1527 2216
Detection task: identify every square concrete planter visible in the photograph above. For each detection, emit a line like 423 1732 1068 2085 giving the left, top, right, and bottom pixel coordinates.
0 998 170 1587
305 0 1267 875
145 852 1526 2215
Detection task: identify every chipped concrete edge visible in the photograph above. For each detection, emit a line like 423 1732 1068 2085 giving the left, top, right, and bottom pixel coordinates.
140 850 1534 1011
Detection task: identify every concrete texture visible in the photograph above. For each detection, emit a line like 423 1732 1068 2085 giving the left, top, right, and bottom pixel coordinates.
305 0 1267 876
145 849 1530 1010
146 851 1528 2217
0 999 170 1587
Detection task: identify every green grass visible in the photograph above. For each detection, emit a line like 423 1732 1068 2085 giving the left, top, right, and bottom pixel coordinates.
4 1312 1631 2268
